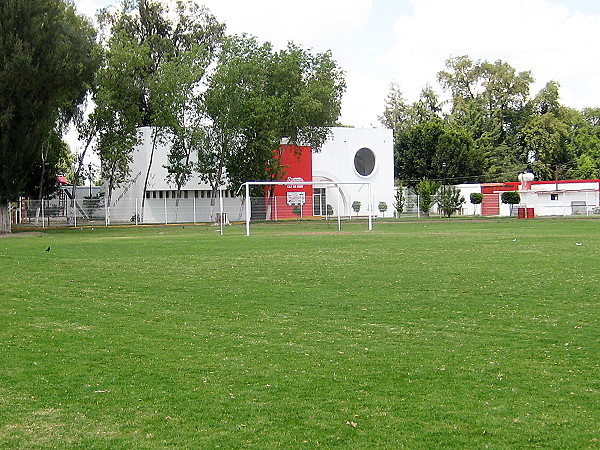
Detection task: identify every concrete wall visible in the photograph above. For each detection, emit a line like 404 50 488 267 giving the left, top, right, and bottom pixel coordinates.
108 126 396 223
312 127 395 217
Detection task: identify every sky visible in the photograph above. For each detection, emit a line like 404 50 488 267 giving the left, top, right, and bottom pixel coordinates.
73 0 600 131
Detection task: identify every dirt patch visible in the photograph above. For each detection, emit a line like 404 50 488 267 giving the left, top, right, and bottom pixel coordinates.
0 231 43 238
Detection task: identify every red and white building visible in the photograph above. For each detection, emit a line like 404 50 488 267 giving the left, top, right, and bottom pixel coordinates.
456 178 600 217
108 126 395 223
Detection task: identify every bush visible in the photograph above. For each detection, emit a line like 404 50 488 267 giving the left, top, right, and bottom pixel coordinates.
352 201 361 216
470 192 484 216
416 179 440 216
393 187 404 216
501 191 521 215
438 186 465 217
470 192 483 205
378 202 388 217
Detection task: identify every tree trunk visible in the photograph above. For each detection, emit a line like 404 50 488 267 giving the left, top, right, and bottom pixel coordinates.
265 186 275 220
35 142 48 225
141 129 159 222
1 200 11 234
71 134 94 221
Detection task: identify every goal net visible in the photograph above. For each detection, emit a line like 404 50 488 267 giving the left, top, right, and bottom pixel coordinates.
242 180 373 236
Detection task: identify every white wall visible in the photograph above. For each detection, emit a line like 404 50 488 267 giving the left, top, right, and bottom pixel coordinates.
108 126 396 223
454 184 482 216
312 127 395 217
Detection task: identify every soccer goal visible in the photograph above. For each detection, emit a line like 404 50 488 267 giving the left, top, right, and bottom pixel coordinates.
242 180 372 236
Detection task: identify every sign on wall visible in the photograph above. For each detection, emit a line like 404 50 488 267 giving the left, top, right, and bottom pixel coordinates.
286 191 306 205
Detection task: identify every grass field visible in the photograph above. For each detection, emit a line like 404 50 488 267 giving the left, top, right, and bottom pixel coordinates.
1 219 598 448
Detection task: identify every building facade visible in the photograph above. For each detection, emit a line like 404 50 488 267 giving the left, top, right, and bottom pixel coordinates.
107 126 396 224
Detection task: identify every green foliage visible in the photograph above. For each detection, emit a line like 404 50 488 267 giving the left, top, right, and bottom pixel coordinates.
395 119 483 186
200 35 345 194
416 178 440 215
386 54 600 185
326 204 334 216
523 113 571 181
501 191 521 214
352 200 361 214
470 192 484 204
438 186 465 217
393 187 405 215
501 191 521 204
292 205 301 218
0 0 99 231
378 201 388 217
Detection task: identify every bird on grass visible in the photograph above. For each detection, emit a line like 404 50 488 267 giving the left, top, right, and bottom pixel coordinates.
45 246 51 252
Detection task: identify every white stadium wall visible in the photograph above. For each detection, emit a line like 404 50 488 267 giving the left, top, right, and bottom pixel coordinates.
107 126 396 223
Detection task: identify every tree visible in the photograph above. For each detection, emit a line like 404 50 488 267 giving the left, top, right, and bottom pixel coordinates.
378 202 388 218
416 179 440 216
501 191 521 215
470 192 484 216
438 186 465 218
199 35 345 219
395 120 482 186
437 55 533 181
352 201 361 217
0 0 99 233
523 113 571 181
393 187 405 216
97 0 224 218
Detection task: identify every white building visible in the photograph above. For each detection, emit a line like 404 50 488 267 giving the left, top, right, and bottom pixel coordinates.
456 178 600 217
107 126 395 224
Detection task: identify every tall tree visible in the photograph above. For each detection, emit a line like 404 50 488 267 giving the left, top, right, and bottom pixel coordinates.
0 0 99 233
199 35 345 218
395 120 482 187
96 0 224 217
438 56 533 181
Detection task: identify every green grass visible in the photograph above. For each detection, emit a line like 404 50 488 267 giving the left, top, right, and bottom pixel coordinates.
1 219 598 448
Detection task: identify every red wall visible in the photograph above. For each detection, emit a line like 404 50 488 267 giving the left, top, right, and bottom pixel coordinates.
270 145 313 219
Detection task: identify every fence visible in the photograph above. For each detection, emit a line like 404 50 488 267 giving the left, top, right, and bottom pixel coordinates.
14 195 362 227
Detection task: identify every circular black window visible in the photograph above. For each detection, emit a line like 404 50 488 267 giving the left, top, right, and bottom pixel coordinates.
354 147 376 177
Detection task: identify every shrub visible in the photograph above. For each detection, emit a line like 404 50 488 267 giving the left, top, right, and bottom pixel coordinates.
416 179 440 216
470 192 483 204
470 192 484 216
393 187 405 216
378 202 388 217
438 186 465 217
501 191 521 215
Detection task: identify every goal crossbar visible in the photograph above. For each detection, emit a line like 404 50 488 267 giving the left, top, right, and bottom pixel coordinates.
243 180 372 236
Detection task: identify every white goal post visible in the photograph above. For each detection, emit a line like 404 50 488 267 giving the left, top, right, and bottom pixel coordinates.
243 180 372 236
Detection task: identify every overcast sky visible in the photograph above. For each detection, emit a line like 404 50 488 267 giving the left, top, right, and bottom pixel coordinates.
74 0 600 129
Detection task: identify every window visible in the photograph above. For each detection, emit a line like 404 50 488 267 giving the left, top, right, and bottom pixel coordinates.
159 191 163 199
354 147 376 177
152 191 157 199
551 193 559 201
184 191 188 199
